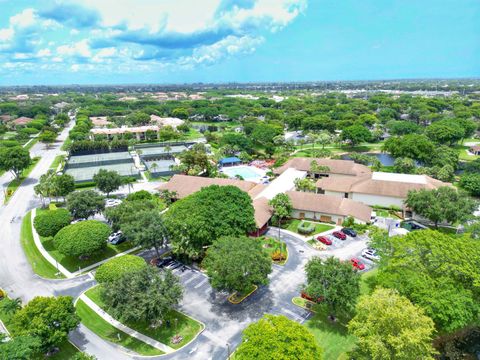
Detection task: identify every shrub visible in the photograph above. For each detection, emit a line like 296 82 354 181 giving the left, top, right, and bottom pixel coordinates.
297 221 315 234
95 255 147 283
54 220 110 258
0 288 5 299
33 209 72 237
125 190 152 201
271 250 286 261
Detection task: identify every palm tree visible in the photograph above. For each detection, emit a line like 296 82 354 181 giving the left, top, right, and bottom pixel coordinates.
1 297 22 315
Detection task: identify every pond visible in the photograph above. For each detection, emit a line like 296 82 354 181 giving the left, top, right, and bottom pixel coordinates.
341 152 397 166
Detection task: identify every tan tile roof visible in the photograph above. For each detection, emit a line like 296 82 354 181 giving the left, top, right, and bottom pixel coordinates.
91 125 159 135
89 116 111 127
0 115 12 122
316 174 449 198
157 175 271 228
286 191 372 223
274 157 371 177
470 145 480 152
12 116 33 125
158 174 258 199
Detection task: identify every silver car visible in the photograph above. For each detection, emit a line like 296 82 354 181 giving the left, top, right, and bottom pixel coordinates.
362 248 380 262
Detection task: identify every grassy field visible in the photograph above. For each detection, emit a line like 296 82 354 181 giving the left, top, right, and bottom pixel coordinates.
86 286 203 350
20 211 64 279
39 234 134 273
281 219 335 235
4 157 40 203
75 299 163 356
293 142 384 157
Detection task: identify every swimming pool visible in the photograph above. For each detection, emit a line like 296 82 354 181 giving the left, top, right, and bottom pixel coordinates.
222 165 266 182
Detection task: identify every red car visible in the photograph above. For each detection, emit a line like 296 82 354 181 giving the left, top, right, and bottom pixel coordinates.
316 236 332 245
332 231 347 240
301 291 324 303
351 258 365 271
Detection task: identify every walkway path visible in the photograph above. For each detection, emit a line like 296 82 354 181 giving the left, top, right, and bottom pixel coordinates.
79 294 175 354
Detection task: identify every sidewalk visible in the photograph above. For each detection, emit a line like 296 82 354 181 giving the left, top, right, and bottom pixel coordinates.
269 225 342 242
79 293 175 353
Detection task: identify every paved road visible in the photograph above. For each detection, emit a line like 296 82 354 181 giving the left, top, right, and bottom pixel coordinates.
0 119 372 359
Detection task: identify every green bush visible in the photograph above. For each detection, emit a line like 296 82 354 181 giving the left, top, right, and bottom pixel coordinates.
95 255 147 283
297 221 315 234
54 220 110 258
125 190 152 201
34 209 72 237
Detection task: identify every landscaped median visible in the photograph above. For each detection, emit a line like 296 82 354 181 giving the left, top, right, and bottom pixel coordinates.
23 207 141 279
280 219 335 236
76 285 204 356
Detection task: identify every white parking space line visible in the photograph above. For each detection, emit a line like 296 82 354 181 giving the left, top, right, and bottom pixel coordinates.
194 278 208 289
183 274 200 286
282 308 304 322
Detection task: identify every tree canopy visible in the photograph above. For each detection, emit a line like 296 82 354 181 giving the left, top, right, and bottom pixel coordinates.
10 296 79 352
101 267 182 326
305 256 360 317
95 255 147 283
66 190 105 219
405 187 477 228
375 230 480 333
54 220 110 258
164 185 256 258
203 236 272 294
0 146 31 179
93 169 123 196
348 288 436 360
33 208 72 237
235 314 323 360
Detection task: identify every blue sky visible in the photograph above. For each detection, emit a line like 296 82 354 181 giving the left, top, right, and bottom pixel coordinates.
0 0 478 85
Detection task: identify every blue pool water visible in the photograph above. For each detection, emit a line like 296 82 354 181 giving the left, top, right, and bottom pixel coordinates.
222 166 264 181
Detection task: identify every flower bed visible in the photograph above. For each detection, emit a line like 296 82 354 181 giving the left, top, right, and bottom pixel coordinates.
228 285 258 304
259 237 288 265
298 220 315 234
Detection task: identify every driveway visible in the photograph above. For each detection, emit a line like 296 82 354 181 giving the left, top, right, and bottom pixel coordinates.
140 228 372 360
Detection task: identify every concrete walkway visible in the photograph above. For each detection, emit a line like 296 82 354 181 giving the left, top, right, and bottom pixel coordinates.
79 293 175 353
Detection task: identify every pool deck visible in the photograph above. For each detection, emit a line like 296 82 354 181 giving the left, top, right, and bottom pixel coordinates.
220 165 267 183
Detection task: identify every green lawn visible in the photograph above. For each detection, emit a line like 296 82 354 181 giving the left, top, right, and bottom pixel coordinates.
39 234 134 273
75 299 163 356
0 297 80 359
281 219 334 235
20 212 64 279
49 155 66 171
85 286 203 349
4 157 40 203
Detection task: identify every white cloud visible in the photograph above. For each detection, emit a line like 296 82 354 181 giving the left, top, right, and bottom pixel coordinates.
57 39 92 58
181 35 264 66
70 29 80 35
37 48 52 57
10 8 37 28
0 28 14 42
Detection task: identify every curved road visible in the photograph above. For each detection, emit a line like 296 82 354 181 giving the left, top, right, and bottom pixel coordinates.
0 122 371 359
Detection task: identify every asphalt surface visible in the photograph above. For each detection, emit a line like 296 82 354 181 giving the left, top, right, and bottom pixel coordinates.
0 120 374 359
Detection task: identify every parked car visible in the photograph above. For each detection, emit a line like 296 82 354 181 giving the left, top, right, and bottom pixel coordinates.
362 248 380 262
301 291 324 303
341 228 357 237
71 218 86 224
350 258 365 271
332 231 347 240
108 231 126 245
155 256 173 268
316 236 332 245
105 198 122 208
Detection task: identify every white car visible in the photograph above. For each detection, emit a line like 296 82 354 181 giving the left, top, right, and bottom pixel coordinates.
105 198 122 208
362 248 380 262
